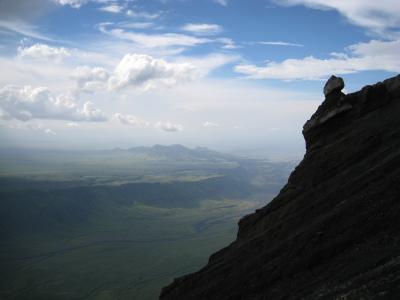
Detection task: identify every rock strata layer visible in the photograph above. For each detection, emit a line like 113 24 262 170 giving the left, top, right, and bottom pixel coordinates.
160 75 400 300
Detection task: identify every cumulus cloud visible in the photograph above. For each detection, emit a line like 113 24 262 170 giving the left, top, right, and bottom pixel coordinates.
154 121 183 132
203 121 220 128
71 53 237 93
108 53 196 91
18 43 71 62
181 23 223 36
0 85 107 122
72 66 110 93
113 113 150 127
235 39 400 80
80 101 107 121
273 0 400 36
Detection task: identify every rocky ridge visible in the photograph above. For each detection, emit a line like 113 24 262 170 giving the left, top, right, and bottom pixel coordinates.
160 75 400 300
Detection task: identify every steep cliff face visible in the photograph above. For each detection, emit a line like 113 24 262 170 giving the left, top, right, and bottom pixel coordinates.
160 75 400 300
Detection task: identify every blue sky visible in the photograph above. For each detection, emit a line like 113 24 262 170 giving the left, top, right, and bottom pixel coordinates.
0 0 399 158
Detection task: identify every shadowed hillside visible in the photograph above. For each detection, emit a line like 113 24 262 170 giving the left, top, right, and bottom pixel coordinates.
160 75 400 300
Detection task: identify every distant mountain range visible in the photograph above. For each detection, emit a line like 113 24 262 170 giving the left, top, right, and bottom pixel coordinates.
0 144 242 179
124 144 236 161
0 144 236 164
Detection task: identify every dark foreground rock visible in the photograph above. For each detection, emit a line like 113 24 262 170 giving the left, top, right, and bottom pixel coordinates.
323 75 345 96
160 75 400 300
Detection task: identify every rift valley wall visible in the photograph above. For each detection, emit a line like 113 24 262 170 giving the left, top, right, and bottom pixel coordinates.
160 75 400 300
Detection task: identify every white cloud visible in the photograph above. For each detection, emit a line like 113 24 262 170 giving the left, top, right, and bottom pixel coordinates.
0 85 107 122
216 37 239 49
113 113 150 127
235 39 400 80
99 4 123 13
18 43 71 62
126 9 160 20
273 0 400 36
175 53 239 77
181 23 223 36
53 0 119 9
69 53 237 93
203 121 220 128
6 121 57 135
348 39 400 57
53 1 161 18
72 66 110 93
119 22 155 29
114 113 183 132
258 41 304 47
45 128 56 135
99 24 210 50
67 122 78 127
53 0 89 8
213 0 229 6
98 23 239 53
154 121 183 132
108 53 196 91
0 20 52 41
80 101 107 121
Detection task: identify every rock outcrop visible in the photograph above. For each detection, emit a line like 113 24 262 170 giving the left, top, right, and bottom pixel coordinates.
160 75 400 300
323 75 345 96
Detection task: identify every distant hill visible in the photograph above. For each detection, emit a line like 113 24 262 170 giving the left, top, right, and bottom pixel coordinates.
0 145 243 181
126 144 236 161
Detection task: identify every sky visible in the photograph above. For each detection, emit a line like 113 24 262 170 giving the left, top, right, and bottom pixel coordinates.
0 0 399 158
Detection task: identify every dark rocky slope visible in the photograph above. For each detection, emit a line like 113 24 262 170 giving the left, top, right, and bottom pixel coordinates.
160 75 400 300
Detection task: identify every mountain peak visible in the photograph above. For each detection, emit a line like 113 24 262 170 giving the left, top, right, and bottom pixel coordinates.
125 144 233 161
160 74 400 299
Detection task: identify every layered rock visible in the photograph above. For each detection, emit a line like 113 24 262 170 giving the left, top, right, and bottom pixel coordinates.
160 75 400 300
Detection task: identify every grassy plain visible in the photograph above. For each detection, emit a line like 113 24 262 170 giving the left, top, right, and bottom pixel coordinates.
0 146 294 299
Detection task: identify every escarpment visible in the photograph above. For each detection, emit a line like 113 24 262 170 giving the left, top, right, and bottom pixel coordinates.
160 75 400 300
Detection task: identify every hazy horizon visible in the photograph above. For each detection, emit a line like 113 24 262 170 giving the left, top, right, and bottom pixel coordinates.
1 0 399 156
0 144 305 163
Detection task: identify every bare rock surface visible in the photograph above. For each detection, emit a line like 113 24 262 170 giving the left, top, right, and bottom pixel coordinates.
160 75 400 300
323 75 345 96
